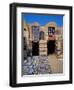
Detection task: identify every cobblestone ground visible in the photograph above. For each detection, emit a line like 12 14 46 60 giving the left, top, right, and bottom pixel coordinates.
22 56 51 75
22 54 63 75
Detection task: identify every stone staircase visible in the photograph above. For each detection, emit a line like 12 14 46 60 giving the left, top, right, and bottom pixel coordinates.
39 40 47 56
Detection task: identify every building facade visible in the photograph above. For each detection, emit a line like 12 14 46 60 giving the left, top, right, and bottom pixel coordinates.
23 21 63 59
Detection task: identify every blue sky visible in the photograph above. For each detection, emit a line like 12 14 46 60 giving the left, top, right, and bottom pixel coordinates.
22 13 63 27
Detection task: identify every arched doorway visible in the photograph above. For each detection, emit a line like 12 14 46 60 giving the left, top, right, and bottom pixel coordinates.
32 26 39 56
39 31 45 40
47 40 55 54
47 27 55 55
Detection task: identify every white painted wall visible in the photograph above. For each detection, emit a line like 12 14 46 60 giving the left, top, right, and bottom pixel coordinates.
0 0 74 89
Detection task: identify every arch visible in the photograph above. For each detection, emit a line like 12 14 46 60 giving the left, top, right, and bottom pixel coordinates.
39 31 45 40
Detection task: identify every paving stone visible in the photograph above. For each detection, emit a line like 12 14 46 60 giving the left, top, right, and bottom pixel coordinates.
22 56 51 75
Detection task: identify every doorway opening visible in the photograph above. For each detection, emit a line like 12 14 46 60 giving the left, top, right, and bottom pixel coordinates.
47 40 55 55
32 41 39 56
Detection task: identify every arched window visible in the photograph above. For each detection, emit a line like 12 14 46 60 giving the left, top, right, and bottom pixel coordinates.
48 27 55 35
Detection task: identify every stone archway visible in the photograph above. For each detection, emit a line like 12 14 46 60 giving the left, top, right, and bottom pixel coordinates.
39 31 45 40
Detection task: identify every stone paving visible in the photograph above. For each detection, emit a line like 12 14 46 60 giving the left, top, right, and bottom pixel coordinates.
22 56 51 75
48 54 63 73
